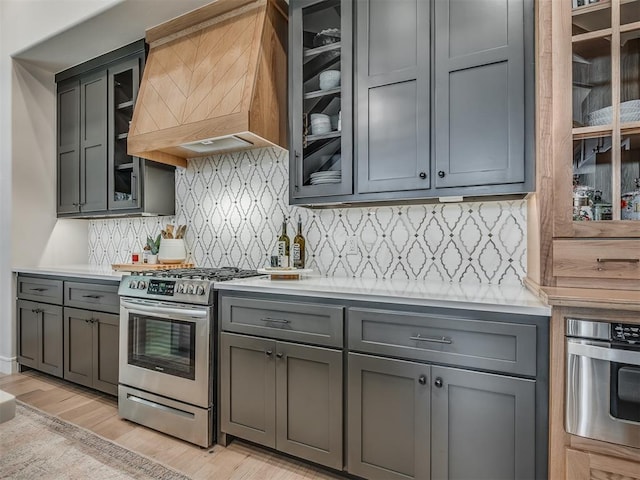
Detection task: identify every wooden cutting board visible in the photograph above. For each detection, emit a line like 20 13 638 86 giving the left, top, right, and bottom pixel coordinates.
112 263 194 272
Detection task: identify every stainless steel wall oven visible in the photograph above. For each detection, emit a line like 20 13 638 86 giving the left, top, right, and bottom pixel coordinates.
566 318 640 448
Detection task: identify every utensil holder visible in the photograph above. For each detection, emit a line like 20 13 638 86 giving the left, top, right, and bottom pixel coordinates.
158 239 187 264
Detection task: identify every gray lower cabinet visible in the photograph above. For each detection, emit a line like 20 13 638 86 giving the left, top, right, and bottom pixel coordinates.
347 353 537 480
347 353 430 480
16 299 64 378
221 332 343 470
64 307 119 395
430 366 535 480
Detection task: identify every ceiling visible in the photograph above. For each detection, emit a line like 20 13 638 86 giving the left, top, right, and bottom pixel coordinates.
13 0 217 73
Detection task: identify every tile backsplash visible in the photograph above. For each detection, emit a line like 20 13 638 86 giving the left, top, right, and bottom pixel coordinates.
89 147 527 285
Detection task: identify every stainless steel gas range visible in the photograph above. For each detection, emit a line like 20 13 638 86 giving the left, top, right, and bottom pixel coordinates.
117 267 261 447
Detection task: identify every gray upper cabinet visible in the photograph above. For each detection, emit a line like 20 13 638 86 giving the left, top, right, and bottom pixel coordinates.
289 0 534 206
57 80 81 215
356 0 430 194
289 0 353 201
433 0 532 190
56 40 175 218
80 69 108 213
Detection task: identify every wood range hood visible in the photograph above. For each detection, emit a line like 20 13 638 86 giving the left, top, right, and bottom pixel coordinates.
127 0 288 168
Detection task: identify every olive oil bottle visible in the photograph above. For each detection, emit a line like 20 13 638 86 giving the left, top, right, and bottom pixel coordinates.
277 220 290 268
292 215 306 269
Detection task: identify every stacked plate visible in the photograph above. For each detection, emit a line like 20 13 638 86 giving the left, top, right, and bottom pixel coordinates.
310 170 342 185
587 99 640 126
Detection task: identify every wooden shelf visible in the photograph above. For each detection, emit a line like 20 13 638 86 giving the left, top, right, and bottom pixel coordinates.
622 121 640 136
116 162 134 171
572 124 613 139
304 87 341 100
572 0 611 16
117 132 128 140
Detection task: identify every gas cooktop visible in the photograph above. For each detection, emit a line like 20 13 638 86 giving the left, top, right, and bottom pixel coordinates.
118 267 263 305
139 267 261 281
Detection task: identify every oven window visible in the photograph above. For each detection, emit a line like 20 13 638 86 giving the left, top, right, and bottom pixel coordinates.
610 362 640 423
128 314 196 380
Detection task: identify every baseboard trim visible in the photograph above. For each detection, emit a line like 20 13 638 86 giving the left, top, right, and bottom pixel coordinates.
0 356 18 375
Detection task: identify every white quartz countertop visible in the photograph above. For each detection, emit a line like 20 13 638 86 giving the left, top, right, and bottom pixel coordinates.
215 275 551 316
13 265 124 282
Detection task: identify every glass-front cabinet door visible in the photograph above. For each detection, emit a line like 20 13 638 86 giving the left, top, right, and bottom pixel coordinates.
108 55 143 211
289 0 353 201
570 0 640 231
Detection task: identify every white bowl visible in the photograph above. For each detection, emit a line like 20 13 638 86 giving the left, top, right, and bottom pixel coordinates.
319 70 341 90
158 239 187 264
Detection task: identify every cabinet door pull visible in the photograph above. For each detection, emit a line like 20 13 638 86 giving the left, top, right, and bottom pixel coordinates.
596 258 639 263
131 174 137 201
418 375 427 385
261 317 290 325
438 171 446 178
434 377 443 388
29 287 48 292
81 294 103 299
419 172 427 179
31 308 43 314
265 350 273 356
410 334 452 344
276 352 284 359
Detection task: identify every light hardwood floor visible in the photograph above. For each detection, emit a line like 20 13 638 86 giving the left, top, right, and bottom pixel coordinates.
0 370 343 480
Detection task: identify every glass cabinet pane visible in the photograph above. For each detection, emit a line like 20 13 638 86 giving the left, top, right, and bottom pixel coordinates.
620 25 640 124
620 0 640 27
573 135 613 221
302 1 342 186
621 133 640 220
113 69 135 203
571 1 611 35
301 0 343 188
573 36 612 128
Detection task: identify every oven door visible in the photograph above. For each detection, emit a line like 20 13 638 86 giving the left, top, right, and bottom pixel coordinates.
566 338 640 448
119 297 212 408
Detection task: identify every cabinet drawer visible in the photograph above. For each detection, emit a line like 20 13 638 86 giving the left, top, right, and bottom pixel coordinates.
64 281 120 314
17 276 63 304
348 308 536 376
553 239 640 280
221 297 343 347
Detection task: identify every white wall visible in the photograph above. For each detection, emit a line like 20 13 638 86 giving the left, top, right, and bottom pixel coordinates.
0 0 122 374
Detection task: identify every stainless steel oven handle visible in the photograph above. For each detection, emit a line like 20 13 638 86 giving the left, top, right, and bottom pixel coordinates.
121 299 208 321
567 338 640 366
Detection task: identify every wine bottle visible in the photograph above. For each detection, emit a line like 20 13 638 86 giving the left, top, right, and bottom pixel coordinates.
292 215 306 269
277 220 290 268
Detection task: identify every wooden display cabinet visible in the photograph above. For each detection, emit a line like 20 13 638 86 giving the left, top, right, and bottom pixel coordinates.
529 0 640 291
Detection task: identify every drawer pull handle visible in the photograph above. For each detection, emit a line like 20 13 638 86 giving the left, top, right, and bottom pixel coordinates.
29 288 48 292
418 375 427 385
265 350 273 356
434 377 443 388
82 294 103 299
276 353 284 359
596 258 639 263
261 317 290 325
410 334 452 344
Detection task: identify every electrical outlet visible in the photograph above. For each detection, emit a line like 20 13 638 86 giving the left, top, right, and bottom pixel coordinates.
346 236 358 255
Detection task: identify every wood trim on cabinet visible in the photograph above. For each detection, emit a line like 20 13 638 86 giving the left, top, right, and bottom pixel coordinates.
548 308 569 480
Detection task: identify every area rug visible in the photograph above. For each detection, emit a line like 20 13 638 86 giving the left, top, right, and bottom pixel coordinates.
0 401 190 480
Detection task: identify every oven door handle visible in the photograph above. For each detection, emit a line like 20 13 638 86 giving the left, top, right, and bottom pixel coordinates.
567 338 640 366
121 299 208 321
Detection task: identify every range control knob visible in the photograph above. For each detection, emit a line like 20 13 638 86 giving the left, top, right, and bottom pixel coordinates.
176 283 185 294
129 280 137 289
137 281 147 290
186 284 195 295
196 285 206 295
